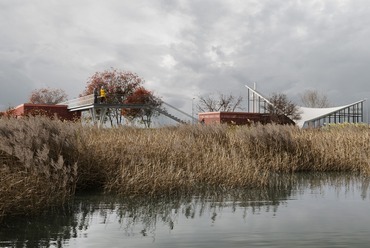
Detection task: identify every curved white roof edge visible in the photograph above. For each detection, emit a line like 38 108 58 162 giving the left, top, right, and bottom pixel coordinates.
295 99 366 128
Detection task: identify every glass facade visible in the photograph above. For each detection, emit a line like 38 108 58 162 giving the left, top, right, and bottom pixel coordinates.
303 101 364 128
245 85 366 128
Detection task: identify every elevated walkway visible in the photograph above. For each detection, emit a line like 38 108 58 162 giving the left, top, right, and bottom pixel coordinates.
58 94 196 127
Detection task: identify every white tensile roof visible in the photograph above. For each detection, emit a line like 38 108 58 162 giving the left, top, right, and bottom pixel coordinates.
295 100 365 128
244 85 365 128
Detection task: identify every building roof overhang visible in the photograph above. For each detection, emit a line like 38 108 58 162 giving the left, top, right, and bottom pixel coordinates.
295 99 366 128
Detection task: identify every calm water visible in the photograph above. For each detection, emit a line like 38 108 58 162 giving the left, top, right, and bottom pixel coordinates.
1 173 370 248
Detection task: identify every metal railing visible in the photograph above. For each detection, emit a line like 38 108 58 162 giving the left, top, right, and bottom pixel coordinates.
58 94 196 124
161 102 198 124
58 94 94 109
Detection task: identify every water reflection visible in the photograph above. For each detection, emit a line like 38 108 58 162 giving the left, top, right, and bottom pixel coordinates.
1 173 369 248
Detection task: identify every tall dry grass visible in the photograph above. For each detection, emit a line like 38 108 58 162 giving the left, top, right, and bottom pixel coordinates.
1 117 370 219
77 123 370 196
77 125 271 196
0 117 78 218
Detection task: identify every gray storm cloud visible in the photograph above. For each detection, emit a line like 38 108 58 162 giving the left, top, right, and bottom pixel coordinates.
1 0 370 111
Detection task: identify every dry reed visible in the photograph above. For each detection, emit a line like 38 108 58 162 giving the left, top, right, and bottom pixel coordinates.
1 117 370 219
77 123 370 196
0 116 78 219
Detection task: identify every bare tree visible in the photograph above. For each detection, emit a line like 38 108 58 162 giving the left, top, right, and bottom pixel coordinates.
267 93 301 121
300 89 330 108
197 93 243 112
29 88 68 104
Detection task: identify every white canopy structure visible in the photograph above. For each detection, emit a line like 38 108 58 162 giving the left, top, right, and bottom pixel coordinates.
245 85 366 128
296 100 365 128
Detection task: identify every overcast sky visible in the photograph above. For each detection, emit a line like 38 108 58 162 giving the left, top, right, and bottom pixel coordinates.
1 0 370 113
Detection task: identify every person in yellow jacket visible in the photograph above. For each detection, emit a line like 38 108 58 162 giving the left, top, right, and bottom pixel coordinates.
100 86 106 103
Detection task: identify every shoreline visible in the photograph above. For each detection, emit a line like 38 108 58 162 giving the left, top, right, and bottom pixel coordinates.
1 117 369 220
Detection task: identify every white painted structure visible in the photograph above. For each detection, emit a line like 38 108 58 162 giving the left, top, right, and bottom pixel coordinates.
245 85 366 128
297 100 365 128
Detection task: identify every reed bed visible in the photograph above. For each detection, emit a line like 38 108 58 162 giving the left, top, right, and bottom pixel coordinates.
1 117 370 219
77 123 370 196
0 117 78 219
77 125 270 196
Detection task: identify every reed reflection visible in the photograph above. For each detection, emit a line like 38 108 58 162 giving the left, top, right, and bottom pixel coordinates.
0 173 369 248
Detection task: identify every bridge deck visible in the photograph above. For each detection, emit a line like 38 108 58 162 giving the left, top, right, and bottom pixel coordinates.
58 93 197 125
69 103 152 111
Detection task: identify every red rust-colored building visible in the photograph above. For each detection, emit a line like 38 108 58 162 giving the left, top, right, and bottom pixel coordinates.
198 112 294 126
11 104 80 121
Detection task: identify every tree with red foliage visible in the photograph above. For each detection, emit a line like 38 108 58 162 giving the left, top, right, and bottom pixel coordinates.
29 88 68 104
82 68 142 100
122 87 162 128
83 68 144 125
83 68 162 126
